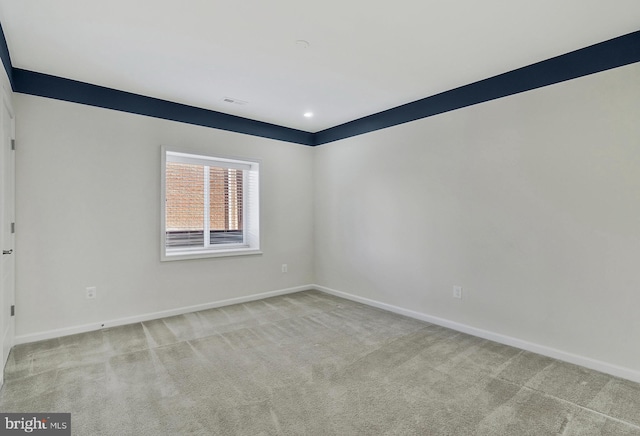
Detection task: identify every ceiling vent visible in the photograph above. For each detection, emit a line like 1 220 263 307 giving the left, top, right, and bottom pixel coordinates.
223 97 248 105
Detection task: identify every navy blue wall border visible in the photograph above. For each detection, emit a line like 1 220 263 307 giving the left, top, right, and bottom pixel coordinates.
315 30 640 145
0 21 312 144
12 69 315 146
1 20 639 146
0 22 13 88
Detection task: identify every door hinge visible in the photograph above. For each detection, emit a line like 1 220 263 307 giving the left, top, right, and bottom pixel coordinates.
11 222 15 233
11 139 15 150
10 305 14 316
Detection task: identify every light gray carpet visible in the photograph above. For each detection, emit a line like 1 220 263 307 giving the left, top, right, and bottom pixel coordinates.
1 290 639 435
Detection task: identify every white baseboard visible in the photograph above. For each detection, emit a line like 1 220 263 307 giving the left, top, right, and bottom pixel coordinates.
312 284 640 384
14 285 313 345
13 283 640 383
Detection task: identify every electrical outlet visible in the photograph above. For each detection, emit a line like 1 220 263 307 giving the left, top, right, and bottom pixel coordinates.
453 286 462 299
86 287 97 299
282 264 288 273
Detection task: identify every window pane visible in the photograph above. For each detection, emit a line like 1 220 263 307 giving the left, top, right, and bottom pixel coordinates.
162 149 259 260
166 162 204 247
209 167 243 244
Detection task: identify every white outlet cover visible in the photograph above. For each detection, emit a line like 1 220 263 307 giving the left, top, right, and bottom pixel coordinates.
453 286 463 299
86 287 97 299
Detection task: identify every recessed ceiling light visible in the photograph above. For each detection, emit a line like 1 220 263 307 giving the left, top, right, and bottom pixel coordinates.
304 112 313 118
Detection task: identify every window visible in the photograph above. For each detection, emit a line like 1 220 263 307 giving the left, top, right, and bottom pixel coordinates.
161 149 260 260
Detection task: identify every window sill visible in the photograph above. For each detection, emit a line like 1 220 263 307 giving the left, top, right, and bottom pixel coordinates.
161 248 263 261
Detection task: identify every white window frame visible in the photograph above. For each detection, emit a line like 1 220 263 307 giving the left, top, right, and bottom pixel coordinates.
161 147 261 261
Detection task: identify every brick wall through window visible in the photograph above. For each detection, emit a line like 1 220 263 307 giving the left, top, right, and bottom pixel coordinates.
166 163 243 232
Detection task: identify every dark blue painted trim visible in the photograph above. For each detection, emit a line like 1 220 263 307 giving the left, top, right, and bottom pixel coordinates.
314 30 640 145
13 69 315 146
0 22 13 88
4 25 640 146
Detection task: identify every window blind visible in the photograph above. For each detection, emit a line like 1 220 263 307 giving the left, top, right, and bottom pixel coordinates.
163 150 260 259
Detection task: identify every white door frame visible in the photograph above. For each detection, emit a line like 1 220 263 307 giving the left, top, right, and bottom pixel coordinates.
0 84 15 387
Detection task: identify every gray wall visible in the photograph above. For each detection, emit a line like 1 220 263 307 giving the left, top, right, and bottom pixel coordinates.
12 61 640 379
15 94 315 338
314 63 640 375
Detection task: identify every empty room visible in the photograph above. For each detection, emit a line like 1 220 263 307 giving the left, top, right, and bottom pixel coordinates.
0 1 639 435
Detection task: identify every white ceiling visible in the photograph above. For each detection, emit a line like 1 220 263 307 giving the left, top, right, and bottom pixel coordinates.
0 1 639 132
